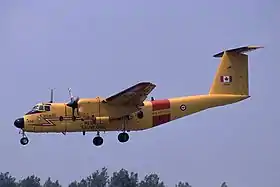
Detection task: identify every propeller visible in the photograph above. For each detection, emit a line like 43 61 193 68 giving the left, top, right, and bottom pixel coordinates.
66 88 80 120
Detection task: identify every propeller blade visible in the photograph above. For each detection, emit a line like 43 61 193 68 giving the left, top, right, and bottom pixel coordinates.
68 88 73 100
66 88 80 120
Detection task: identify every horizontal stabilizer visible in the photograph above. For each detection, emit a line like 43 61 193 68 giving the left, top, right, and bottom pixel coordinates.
213 45 263 58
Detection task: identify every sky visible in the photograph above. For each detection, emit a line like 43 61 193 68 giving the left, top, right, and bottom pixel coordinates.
0 0 279 186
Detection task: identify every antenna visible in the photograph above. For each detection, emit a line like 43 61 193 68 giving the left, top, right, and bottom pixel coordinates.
49 88 55 103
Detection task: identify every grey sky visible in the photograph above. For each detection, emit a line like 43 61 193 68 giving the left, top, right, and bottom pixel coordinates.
1 0 279 186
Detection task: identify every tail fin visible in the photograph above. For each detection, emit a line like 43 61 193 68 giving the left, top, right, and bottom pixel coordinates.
209 45 263 95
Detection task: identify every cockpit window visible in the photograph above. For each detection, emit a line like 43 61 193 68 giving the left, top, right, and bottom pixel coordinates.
32 105 39 110
25 103 51 115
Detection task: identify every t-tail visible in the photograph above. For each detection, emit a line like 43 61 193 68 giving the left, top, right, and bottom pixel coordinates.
209 45 263 96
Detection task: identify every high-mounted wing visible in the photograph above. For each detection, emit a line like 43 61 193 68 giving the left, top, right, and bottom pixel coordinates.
103 82 156 107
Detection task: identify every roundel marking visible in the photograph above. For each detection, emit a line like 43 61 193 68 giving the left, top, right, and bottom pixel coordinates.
180 104 186 111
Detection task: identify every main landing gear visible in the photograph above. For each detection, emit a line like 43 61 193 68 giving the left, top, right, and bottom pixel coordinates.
19 130 29 145
92 131 103 146
91 116 130 146
117 115 129 143
118 132 129 143
91 131 130 146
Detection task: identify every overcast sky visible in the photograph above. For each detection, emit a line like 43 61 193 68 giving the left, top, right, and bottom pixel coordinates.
0 0 279 187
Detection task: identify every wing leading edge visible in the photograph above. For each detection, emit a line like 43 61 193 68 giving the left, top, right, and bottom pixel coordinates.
103 82 156 107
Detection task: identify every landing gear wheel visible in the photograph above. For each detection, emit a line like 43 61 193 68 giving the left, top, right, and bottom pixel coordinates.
118 132 129 143
20 137 29 145
93 136 103 146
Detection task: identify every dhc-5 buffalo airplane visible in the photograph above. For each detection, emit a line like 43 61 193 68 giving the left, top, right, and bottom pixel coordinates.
14 45 263 146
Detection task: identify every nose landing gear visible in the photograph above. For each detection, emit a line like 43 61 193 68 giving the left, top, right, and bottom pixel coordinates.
19 130 29 145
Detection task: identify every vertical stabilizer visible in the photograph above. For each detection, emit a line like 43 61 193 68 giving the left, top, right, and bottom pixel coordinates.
209 46 263 95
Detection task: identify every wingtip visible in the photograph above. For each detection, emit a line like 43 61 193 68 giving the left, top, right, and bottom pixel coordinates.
248 45 264 49
138 81 156 87
150 82 156 87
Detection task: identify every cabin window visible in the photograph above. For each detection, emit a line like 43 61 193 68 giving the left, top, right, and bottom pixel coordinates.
39 105 44 111
44 105 50 111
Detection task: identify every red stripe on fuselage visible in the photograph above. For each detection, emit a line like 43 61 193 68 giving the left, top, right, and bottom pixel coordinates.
152 114 170 127
151 99 171 126
151 99 170 111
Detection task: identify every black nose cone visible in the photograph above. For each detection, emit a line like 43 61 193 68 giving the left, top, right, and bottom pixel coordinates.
14 118 24 129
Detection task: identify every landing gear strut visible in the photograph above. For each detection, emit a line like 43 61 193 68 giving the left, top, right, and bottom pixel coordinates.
19 130 29 145
92 131 103 146
117 116 130 143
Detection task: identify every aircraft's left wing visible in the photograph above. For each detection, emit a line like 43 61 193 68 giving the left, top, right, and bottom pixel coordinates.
103 82 156 107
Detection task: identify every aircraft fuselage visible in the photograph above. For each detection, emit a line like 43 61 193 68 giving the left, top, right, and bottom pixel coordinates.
18 94 248 133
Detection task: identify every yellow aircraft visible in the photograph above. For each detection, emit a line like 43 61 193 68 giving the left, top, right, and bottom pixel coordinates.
14 45 263 146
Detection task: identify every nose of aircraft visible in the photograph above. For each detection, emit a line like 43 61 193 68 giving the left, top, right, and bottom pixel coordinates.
14 117 24 129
